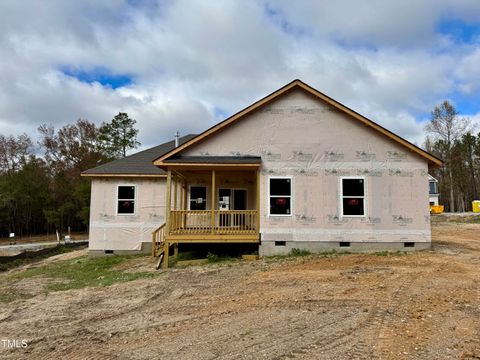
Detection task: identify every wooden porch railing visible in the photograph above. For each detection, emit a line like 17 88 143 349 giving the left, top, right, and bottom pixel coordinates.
169 210 258 235
151 223 166 257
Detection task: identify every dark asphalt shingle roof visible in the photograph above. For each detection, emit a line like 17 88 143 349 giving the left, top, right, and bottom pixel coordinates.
82 134 197 176
164 156 262 164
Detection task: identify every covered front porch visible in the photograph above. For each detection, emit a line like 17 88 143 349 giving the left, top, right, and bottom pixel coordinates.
152 157 261 268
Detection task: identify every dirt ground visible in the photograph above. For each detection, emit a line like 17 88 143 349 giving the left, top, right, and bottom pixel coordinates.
0 233 87 246
0 223 479 360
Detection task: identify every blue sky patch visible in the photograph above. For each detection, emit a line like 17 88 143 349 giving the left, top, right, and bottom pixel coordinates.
437 18 480 43
448 90 480 116
214 107 229 119
264 4 309 38
61 66 134 89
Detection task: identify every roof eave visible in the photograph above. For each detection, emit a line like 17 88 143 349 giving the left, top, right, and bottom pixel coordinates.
81 173 167 178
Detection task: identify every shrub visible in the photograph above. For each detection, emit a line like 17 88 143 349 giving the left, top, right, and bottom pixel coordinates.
206 252 220 263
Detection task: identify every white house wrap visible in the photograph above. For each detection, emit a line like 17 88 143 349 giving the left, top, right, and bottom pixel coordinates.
83 80 442 256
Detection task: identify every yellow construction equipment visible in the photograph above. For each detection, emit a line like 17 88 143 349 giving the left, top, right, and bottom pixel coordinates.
472 201 480 213
430 205 444 214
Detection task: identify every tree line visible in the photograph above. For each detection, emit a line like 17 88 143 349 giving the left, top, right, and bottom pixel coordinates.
0 113 139 238
425 101 478 212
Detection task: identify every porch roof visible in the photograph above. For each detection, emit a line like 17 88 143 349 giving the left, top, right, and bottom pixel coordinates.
163 156 261 164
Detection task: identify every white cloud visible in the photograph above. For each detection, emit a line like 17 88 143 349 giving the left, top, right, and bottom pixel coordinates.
0 0 479 152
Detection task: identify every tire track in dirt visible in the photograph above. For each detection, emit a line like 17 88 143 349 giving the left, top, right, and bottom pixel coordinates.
267 273 405 359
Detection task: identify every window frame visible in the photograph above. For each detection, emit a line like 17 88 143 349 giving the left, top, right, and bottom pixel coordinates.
340 176 367 218
268 176 293 217
116 184 136 216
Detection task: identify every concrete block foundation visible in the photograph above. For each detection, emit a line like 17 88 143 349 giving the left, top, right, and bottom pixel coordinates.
89 242 152 257
259 240 431 256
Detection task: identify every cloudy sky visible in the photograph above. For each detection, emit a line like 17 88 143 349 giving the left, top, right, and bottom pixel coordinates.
1 0 480 150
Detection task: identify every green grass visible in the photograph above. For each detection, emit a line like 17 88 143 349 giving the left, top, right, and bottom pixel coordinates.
289 248 311 257
265 249 352 262
206 252 236 263
0 255 157 301
373 250 409 257
0 292 34 303
0 258 30 272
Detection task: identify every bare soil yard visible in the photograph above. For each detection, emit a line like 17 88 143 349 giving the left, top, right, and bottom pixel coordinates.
0 233 87 246
0 222 479 359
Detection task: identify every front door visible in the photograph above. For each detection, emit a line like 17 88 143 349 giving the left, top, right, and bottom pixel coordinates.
218 189 247 228
218 188 247 210
233 189 247 210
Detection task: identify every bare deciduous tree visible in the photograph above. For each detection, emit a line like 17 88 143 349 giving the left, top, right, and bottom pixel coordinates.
0 134 33 173
425 101 472 212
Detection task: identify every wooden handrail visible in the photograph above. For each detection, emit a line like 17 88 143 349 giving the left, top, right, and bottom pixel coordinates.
151 223 166 257
169 210 258 235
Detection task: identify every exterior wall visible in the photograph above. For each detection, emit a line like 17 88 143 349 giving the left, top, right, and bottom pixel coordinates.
429 177 439 206
88 178 166 253
429 195 439 206
182 88 431 255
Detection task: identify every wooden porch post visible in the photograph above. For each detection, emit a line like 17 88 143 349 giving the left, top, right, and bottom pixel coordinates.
163 242 169 269
173 177 178 210
179 181 184 210
183 180 188 229
211 169 216 234
164 169 172 269
174 243 178 259
183 181 188 210
256 169 260 234
165 169 172 233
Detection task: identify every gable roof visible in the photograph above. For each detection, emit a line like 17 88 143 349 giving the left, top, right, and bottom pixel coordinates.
81 134 197 177
154 79 443 168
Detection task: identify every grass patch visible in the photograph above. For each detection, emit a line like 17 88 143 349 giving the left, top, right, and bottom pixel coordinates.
432 214 480 224
0 258 30 272
0 254 157 297
289 248 311 257
374 250 409 257
206 252 236 263
0 291 34 303
266 249 352 262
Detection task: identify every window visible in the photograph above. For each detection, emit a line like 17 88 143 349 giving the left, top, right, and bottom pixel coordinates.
269 177 292 215
341 178 365 216
189 186 207 210
429 181 438 194
117 185 135 215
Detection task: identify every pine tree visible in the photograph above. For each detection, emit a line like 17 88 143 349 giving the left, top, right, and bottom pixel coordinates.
99 112 140 158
